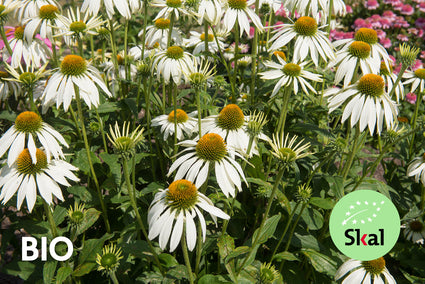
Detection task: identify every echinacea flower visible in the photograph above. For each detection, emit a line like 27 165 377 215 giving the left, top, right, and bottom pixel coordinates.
0 70 20 101
269 16 335 67
96 243 124 273
42 54 112 112
402 219 425 244
152 109 197 141
260 56 322 97
222 0 264 36
201 104 268 157
67 201 87 226
141 18 182 49
269 132 311 163
331 40 379 87
325 74 398 135
23 4 60 42
380 61 404 102
148 179 229 252
4 61 48 91
197 0 222 25
168 133 247 197
15 0 58 23
184 30 226 57
335 257 396 284
153 46 194 84
107 121 144 157
407 153 425 186
0 0 21 22
0 148 79 212
82 0 136 19
0 111 68 166
151 0 192 21
403 68 425 94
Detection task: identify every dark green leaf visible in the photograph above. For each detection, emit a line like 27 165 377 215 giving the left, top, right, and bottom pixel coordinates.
43 261 57 284
251 213 281 245
224 246 250 264
66 186 92 203
78 233 113 264
72 262 97 277
100 152 122 186
75 208 101 236
198 274 232 284
272 251 300 262
53 206 68 226
159 253 179 268
55 266 72 284
301 248 337 276
310 197 335 210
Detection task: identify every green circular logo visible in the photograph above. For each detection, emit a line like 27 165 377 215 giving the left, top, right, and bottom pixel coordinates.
329 190 400 261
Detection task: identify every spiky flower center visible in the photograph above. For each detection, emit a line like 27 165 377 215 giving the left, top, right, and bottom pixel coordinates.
200 33 214 42
166 46 184 59
282 63 301 77
409 220 424 232
259 263 279 284
361 257 386 275
166 180 198 209
357 74 384 98
166 0 182 8
60 55 87 76
15 111 43 133
349 41 371 59
100 253 118 270
414 68 425 80
14 26 24 40
115 137 133 151
155 18 170 29
294 16 318 36
278 147 296 161
355 28 378 45
39 5 58 20
19 72 36 86
228 0 247 10
17 149 48 175
217 104 245 130
71 211 84 224
168 109 189 123
0 71 8 80
70 20 87 33
380 61 393 75
196 133 227 161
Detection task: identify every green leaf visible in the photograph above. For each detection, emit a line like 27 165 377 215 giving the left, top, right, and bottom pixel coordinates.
96 102 120 113
66 186 92 203
272 251 300 262
78 233 113 264
0 110 17 121
43 261 57 284
217 234 236 280
292 233 320 251
246 178 272 190
350 177 398 199
301 248 337 276
159 253 179 268
122 240 150 259
163 265 188 283
72 262 97 277
224 246 250 264
100 152 122 186
72 149 101 174
251 213 281 245
310 197 335 210
55 266 72 284
75 208 101 236
53 206 68 226
198 274 232 284
324 176 344 199
300 207 324 230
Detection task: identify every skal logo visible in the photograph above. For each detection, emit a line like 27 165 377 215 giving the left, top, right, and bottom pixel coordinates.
329 190 400 261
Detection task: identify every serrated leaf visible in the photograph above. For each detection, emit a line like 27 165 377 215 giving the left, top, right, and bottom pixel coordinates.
251 213 281 245
300 207 324 230
100 152 122 186
96 102 120 113
272 251 300 262
217 234 236 281
163 265 188 283
301 248 337 276
55 266 72 284
53 206 68 226
224 246 250 264
72 149 101 174
198 274 232 284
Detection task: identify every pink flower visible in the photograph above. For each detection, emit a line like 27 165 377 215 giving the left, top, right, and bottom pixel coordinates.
346 5 353 13
392 1 404 11
415 18 425 29
401 4 414 15
376 29 387 40
420 51 425 60
248 26 255 39
275 4 288 17
394 16 410 28
412 59 423 71
380 18 392 29
418 3 425 12
397 34 409 41
365 0 379 9
353 18 373 29
406 93 417 104
380 37 392 48
383 10 397 21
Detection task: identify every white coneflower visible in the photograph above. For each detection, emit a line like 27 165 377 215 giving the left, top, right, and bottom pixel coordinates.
153 46 194 84
403 68 425 94
330 40 379 87
102 53 137 90
0 148 79 212
82 0 139 19
0 111 68 166
148 179 229 252
42 54 112 112
407 153 425 186
141 18 182 49
107 121 144 157
23 4 60 42
2 26 51 69
325 74 398 135
96 243 124 273
335 257 396 284
197 0 222 25
15 0 58 23
380 61 404 102
151 0 192 20
222 0 264 36
184 30 226 56
0 0 21 22
4 61 48 91
334 28 391 71
55 8 105 46
168 133 248 197
269 132 311 163
269 16 335 66
152 109 197 141
402 219 425 245
260 56 322 97
0 70 20 101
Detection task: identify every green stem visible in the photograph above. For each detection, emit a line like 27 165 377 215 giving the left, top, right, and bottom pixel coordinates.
124 20 130 84
249 0 260 106
77 38 84 57
43 200 58 238
122 158 165 275
196 87 202 136
232 24 240 104
409 92 421 157
50 27 59 68
0 24 12 55
28 89 39 114
95 108 108 153
109 271 119 284
270 202 300 261
326 0 334 35
182 229 195 284
277 88 291 134
237 167 285 275
109 19 120 98
90 35 95 63
172 83 178 159
341 125 360 180
420 185 425 211
388 64 408 99
69 105 83 140
204 22 209 55
141 1 149 56
75 86 111 233
167 12 175 48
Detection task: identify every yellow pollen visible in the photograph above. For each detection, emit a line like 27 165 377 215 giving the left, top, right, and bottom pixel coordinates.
39 5 58 20
217 104 245 130
200 33 214 42
357 74 385 98
355 28 378 45
166 0 182 8
154 18 170 29
166 180 198 209
168 109 189 123
15 111 43 133
273 51 287 61
196 133 227 161
283 63 301 77
294 16 318 36
349 41 371 59
414 68 425 80
17 148 48 175
14 26 25 40
361 257 386 275
166 46 184 59
61 55 87 76
70 20 87 33
228 0 247 10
